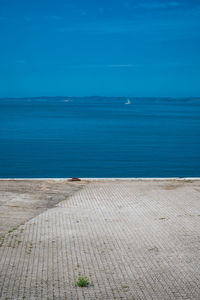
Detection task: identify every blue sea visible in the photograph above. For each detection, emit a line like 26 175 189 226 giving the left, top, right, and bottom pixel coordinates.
0 97 200 178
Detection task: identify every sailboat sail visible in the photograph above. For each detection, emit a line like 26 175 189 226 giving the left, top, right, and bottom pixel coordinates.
125 98 131 104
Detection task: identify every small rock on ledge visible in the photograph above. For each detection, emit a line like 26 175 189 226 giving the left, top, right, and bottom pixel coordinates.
68 178 81 182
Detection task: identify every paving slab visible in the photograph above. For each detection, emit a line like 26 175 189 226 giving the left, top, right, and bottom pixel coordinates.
0 180 200 299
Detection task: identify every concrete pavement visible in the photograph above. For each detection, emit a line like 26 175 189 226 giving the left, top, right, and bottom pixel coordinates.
0 180 200 299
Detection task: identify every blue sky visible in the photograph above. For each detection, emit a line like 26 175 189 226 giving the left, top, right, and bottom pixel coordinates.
0 0 200 97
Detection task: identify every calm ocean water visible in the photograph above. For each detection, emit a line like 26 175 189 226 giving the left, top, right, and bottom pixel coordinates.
0 97 200 178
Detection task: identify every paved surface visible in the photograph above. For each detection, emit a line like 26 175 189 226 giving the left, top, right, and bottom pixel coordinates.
0 180 200 299
0 180 86 237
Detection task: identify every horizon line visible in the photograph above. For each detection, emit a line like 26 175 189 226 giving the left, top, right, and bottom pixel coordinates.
1 95 200 100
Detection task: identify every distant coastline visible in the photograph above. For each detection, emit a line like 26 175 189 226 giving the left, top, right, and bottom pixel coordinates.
1 96 200 101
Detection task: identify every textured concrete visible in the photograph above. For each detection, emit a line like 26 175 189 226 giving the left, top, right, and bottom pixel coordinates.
0 180 87 237
0 180 200 299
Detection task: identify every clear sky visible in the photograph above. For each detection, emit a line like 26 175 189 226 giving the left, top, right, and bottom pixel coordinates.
0 0 200 97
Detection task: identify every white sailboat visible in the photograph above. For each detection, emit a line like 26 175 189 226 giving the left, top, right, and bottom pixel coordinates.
125 98 131 105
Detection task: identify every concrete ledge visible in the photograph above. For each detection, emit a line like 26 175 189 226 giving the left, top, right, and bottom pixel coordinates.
0 177 200 181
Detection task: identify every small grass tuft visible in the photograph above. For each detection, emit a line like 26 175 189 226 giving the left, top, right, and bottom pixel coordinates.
8 227 18 233
76 276 89 287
